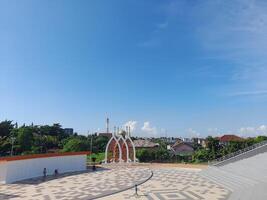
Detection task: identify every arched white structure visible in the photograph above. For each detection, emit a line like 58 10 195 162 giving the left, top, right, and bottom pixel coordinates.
104 132 122 163
104 125 136 163
118 135 129 162
125 126 136 163
125 134 136 163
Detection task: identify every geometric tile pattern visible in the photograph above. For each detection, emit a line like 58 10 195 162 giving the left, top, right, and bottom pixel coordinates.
0 165 231 200
0 165 151 200
101 168 231 200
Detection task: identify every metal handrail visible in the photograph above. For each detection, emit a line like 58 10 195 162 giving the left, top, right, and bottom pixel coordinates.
209 140 267 165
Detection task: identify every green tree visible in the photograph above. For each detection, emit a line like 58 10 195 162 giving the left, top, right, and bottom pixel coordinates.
0 120 14 137
93 136 109 153
17 127 34 153
155 148 170 161
136 149 151 162
206 136 220 159
254 136 267 143
192 148 209 162
63 138 89 152
0 137 12 156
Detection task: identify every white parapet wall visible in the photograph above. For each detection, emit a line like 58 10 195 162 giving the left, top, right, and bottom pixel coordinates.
0 152 89 184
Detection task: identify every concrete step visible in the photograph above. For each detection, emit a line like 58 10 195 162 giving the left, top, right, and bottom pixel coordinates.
207 149 267 199
201 169 242 191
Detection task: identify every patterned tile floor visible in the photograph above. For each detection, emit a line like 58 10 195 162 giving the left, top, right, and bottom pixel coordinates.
0 165 231 200
101 168 231 200
0 165 151 200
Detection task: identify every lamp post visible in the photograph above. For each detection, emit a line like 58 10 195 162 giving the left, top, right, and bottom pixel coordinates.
90 133 93 163
10 137 15 156
89 132 96 170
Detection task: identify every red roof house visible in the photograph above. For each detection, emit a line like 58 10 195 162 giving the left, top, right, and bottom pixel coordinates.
219 134 243 145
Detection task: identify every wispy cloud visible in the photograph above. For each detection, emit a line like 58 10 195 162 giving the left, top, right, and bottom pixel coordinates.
141 121 157 135
124 120 138 132
162 0 267 97
187 125 267 137
137 20 168 47
228 90 267 97
239 125 267 137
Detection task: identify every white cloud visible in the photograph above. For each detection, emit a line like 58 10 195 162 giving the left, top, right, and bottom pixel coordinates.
124 120 138 132
239 127 256 137
141 121 157 135
239 125 267 137
258 125 267 133
186 128 200 137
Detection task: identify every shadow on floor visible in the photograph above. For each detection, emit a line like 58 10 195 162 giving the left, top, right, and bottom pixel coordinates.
0 193 20 199
14 166 110 185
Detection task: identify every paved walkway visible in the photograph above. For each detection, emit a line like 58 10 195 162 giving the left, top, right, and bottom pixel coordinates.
0 165 151 200
0 165 230 200
101 168 231 200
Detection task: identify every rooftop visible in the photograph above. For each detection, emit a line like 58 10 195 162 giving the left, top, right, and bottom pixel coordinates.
219 135 243 142
133 139 159 148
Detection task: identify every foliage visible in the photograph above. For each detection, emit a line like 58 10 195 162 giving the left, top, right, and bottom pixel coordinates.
205 136 220 159
17 127 34 153
63 138 90 152
192 148 209 162
1 119 267 164
0 119 111 157
88 152 106 163
192 135 267 163
91 135 109 153
136 146 171 162
137 134 267 163
0 120 74 156
0 120 14 138
136 148 155 162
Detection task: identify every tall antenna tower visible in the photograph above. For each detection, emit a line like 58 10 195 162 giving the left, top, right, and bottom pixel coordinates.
113 126 116 135
126 126 129 136
106 118 110 133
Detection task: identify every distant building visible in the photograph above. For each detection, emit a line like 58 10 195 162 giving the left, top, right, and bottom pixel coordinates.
192 138 207 148
160 137 178 144
182 138 192 143
64 128 74 135
219 134 243 145
171 141 194 156
133 139 159 150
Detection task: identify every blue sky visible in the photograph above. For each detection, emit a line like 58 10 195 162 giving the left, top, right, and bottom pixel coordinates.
1 0 267 137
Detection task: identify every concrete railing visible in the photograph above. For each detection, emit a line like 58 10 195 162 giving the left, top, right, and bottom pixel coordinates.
209 140 267 166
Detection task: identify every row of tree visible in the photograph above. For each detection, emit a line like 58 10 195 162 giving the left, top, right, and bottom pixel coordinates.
192 136 267 162
0 120 108 156
136 135 267 163
1 119 267 163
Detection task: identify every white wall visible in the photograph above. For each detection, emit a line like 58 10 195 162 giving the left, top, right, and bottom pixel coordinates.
2 155 86 184
0 163 7 184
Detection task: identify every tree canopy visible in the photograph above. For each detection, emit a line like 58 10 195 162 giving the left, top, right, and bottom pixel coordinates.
0 120 110 157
